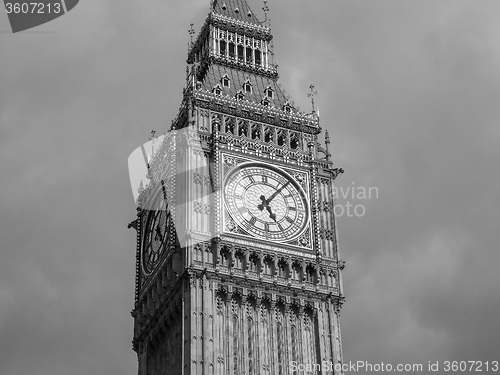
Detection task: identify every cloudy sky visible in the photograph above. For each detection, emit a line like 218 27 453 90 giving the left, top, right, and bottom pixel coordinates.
1 0 499 374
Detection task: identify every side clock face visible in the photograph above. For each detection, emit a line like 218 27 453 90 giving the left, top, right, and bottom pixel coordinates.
224 163 309 242
143 199 168 274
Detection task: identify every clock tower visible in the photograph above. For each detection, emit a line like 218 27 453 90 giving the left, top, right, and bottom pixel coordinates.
130 0 346 374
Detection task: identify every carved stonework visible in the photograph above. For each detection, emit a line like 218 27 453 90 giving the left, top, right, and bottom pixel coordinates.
132 2 345 373
338 260 346 271
324 229 335 241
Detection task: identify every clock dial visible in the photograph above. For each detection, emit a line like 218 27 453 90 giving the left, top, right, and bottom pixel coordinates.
143 198 168 274
224 163 309 242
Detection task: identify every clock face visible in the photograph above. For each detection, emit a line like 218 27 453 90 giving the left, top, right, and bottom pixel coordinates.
142 199 168 274
224 163 309 242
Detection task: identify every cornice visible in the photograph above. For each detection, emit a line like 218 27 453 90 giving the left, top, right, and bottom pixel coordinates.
198 54 279 79
188 13 273 63
209 12 272 41
194 90 320 134
190 269 343 303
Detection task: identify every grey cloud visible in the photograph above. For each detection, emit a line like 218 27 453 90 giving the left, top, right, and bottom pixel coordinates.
1 1 499 374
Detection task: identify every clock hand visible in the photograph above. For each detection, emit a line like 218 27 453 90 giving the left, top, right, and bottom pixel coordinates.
155 225 163 242
266 181 290 204
258 195 267 211
265 205 277 222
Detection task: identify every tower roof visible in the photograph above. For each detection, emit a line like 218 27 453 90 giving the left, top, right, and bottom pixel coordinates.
199 65 292 110
212 0 263 27
182 0 320 130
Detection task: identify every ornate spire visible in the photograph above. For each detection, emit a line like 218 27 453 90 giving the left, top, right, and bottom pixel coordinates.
149 129 156 164
308 84 318 113
188 23 195 46
262 0 269 25
325 130 330 162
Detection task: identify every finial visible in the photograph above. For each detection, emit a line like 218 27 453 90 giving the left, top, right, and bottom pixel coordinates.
308 84 318 113
331 168 344 181
188 23 195 46
149 129 156 163
325 130 330 162
128 219 138 231
262 0 269 25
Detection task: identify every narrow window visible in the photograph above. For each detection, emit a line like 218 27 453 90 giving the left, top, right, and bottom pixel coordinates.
292 264 301 281
234 252 243 269
264 258 273 275
306 267 316 283
221 251 229 267
264 127 273 143
229 42 235 58
251 124 261 140
290 133 299 149
277 130 286 146
278 261 287 278
225 117 235 134
255 50 262 66
238 120 248 137
248 255 259 272
219 40 227 56
246 47 253 63
237 45 244 62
